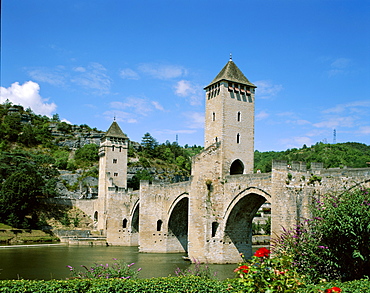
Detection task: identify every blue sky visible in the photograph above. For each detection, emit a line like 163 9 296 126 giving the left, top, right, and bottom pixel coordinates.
1 0 369 151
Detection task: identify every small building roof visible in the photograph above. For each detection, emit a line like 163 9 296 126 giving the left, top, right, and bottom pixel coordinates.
205 60 256 89
104 121 128 139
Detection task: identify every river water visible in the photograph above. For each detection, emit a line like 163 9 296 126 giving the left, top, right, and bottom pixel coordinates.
0 244 256 280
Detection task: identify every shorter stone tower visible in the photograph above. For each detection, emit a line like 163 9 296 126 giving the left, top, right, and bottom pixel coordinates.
98 120 129 191
96 121 129 231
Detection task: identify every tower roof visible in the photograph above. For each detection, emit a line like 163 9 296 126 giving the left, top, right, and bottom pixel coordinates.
104 121 127 139
206 60 256 88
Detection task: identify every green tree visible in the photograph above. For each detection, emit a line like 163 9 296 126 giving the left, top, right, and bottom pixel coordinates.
128 169 153 190
0 166 44 228
141 133 158 156
74 144 99 167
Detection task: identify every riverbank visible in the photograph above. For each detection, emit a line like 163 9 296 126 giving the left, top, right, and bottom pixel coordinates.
0 225 59 244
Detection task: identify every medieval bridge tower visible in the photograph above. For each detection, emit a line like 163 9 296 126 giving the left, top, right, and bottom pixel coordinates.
89 58 370 264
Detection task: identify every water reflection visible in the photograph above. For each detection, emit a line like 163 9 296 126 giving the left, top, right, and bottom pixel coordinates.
0 244 263 280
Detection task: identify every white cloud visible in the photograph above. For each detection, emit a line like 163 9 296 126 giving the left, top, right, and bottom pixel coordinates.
358 126 370 135
175 80 193 97
313 116 355 128
253 80 283 99
120 68 140 80
28 67 66 86
71 62 111 95
61 118 72 124
151 101 165 111
175 80 203 106
138 63 187 79
331 58 351 69
0 81 57 116
183 112 204 129
325 57 352 77
323 100 370 114
279 136 313 149
110 97 162 116
73 67 86 72
103 110 138 124
256 110 269 120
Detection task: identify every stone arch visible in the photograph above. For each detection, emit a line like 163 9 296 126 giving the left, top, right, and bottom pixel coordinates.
222 188 271 262
230 159 244 175
130 200 140 233
168 193 189 252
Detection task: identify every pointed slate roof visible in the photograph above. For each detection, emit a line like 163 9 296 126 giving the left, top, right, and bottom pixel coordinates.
104 121 127 139
205 60 256 88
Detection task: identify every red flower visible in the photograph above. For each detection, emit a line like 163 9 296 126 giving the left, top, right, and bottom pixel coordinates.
254 247 270 258
325 287 341 293
234 264 249 273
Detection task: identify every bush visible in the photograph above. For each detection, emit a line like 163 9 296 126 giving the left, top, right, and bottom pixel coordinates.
0 276 232 293
273 187 370 282
233 247 305 292
67 259 141 280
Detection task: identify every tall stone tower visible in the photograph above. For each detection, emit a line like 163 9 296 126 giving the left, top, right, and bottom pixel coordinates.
204 57 256 176
98 120 129 193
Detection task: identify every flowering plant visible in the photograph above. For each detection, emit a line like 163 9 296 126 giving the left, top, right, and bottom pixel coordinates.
325 286 342 293
233 247 305 292
67 258 141 279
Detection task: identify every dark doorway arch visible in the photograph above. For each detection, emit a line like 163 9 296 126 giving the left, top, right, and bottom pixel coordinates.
224 193 266 259
131 204 139 233
168 197 189 252
230 159 244 175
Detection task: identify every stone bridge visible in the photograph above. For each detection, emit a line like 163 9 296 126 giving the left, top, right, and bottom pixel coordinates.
86 153 369 264
73 59 370 263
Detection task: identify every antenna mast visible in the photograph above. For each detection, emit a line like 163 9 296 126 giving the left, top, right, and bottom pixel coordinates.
333 129 336 144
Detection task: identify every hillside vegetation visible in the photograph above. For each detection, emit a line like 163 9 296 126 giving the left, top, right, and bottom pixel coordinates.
0 101 369 229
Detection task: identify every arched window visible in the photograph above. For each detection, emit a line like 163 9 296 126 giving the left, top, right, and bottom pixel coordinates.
230 159 244 175
212 222 219 237
94 211 98 222
157 220 163 231
237 133 240 144
212 112 215 121
122 218 128 229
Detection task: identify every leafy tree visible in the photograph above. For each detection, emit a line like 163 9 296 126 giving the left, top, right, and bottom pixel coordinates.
74 144 99 166
128 169 153 190
141 133 158 156
0 166 44 228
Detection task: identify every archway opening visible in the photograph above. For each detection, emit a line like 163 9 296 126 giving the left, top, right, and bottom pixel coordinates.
168 197 189 252
224 193 267 262
230 159 244 175
131 204 139 233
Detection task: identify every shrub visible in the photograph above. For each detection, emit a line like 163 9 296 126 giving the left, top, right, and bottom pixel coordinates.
174 259 217 279
233 247 305 292
67 258 141 279
273 187 370 282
